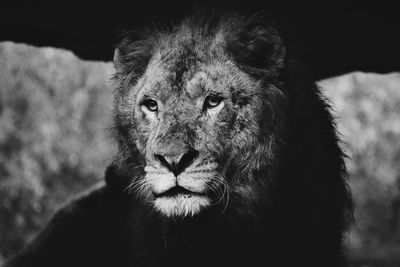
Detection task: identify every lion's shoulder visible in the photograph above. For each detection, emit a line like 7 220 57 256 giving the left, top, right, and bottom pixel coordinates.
4 182 129 267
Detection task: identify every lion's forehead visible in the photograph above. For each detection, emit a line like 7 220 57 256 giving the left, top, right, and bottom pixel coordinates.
138 59 242 104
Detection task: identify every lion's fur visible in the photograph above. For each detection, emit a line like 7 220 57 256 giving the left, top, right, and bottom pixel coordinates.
5 13 353 267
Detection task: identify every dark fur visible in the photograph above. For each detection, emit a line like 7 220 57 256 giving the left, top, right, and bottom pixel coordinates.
5 13 352 267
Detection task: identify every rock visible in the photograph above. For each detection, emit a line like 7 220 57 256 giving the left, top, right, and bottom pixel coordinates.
320 72 400 265
0 42 114 258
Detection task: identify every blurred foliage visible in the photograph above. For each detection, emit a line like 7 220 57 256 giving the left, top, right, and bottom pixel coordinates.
0 42 114 260
0 42 399 266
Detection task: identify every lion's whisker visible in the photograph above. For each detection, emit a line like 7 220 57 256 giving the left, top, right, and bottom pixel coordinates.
207 183 224 206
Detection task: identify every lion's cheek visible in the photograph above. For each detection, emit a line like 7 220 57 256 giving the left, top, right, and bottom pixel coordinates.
134 120 159 155
195 114 234 157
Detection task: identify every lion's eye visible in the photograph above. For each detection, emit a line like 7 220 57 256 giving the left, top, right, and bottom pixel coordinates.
204 95 223 109
141 99 158 112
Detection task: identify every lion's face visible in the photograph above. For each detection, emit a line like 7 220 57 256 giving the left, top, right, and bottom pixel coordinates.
114 18 286 218
131 56 266 217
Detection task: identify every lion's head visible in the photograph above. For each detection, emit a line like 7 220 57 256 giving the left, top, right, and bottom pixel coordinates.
110 14 351 237
112 15 286 218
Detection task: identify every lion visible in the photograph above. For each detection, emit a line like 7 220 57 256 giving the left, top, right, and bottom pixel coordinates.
5 13 353 267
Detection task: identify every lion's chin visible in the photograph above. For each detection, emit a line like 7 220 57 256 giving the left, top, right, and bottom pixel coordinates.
153 194 211 217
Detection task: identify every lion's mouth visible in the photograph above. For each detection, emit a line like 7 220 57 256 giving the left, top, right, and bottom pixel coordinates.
155 186 205 198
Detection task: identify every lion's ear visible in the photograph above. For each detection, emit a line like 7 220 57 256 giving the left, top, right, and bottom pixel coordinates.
113 48 121 68
228 19 286 77
113 32 153 81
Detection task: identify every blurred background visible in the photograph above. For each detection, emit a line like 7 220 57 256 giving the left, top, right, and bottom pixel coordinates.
0 1 399 266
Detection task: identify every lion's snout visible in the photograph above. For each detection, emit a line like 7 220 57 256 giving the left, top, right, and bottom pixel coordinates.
154 148 199 177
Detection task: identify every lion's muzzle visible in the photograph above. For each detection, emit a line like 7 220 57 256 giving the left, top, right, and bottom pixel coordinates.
144 147 220 217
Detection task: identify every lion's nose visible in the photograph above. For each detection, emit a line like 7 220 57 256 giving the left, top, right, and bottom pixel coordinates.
155 149 199 176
